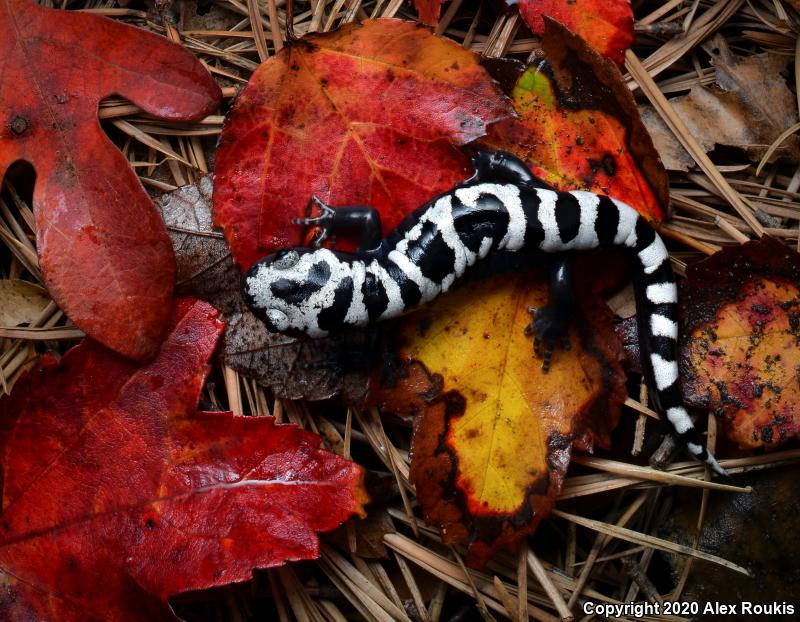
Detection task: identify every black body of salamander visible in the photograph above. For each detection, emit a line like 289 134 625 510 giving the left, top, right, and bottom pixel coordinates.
242 150 727 477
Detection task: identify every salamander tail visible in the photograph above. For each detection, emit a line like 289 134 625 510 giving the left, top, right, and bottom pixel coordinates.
704 452 732 481
684 428 733 484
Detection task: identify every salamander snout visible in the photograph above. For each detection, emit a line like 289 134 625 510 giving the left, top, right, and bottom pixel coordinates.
241 247 313 331
241 247 340 337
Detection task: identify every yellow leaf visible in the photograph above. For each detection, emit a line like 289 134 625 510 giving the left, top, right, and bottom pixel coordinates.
377 272 626 566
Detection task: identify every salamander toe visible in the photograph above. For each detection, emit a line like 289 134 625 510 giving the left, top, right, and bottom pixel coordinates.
525 305 571 372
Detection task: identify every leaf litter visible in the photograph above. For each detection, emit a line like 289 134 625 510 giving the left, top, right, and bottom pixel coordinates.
641 34 800 171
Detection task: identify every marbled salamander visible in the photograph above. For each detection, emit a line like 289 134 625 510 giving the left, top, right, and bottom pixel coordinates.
243 150 727 477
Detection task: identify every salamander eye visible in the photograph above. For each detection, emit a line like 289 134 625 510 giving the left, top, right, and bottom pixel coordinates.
272 249 300 270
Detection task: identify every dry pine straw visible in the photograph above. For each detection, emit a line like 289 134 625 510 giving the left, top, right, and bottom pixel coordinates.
2 0 800 620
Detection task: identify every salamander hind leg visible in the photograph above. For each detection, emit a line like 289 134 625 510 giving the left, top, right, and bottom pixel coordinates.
524 254 576 372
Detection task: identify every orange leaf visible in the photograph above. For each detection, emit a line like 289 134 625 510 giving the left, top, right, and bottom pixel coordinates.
373 273 625 566
213 18 512 269
414 0 443 26
681 237 800 450
518 0 634 65
481 19 667 223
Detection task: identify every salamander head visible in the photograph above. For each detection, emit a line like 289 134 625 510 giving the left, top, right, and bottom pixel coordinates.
242 247 356 337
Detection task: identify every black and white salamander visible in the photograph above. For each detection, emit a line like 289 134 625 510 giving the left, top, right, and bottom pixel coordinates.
242 150 727 477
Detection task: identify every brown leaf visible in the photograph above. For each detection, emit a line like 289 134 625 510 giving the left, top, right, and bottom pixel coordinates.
155 178 370 403
327 510 395 559
659 469 800 608
637 106 695 172
681 237 800 449
0 279 49 327
642 35 800 170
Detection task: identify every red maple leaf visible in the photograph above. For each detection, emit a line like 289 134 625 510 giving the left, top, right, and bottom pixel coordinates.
0 299 367 621
213 18 512 269
0 0 221 360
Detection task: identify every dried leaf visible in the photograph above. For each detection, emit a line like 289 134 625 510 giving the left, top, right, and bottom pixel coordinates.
681 237 800 449
0 279 49 327
156 178 370 402
0 299 367 621
481 19 668 222
517 0 634 65
213 18 512 269
638 106 695 172
155 177 236 310
641 35 800 171
374 273 626 566
0 0 221 360
327 510 395 559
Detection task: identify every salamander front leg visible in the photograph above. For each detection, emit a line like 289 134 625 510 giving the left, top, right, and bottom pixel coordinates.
293 196 383 252
525 254 576 372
